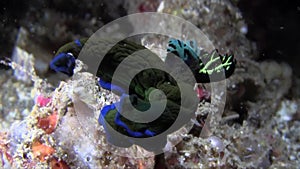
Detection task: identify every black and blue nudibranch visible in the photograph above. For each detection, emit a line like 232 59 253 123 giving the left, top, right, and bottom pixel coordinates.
50 38 236 148
50 39 87 76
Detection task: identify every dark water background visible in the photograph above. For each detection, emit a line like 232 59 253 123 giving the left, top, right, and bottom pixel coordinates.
238 0 300 76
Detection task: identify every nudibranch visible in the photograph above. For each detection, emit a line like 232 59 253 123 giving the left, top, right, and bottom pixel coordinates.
95 40 195 139
50 39 87 76
49 38 236 148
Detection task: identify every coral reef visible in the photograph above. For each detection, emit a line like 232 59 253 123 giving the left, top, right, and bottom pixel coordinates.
1 70 155 168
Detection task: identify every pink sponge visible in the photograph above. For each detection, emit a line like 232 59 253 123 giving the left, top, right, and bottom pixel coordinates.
36 95 51 107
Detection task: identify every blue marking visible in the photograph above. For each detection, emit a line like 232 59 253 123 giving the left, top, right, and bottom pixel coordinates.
74 39 82 47
98 79 125 94
115 98 155 137
144 129 156 136
98 104 115 143
99 104 116 125
99 99 156 138
49 52 75 76
114 111 145 137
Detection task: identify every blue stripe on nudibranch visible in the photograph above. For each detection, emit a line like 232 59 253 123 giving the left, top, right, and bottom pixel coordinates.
114 107 156 137
98 79 125 95
49 52 76 76
99 101 156 138
74 39 82 47
98 104 116 125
